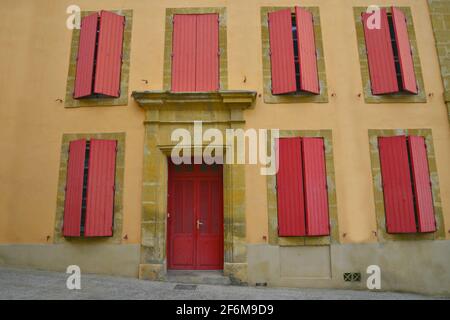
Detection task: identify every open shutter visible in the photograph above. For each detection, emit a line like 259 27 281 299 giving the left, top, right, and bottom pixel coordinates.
378 136 416 233
93 11 125 97
84 139 117 237
276 138 306 236
196 14 219 91
63 139 86 236
362 9 399 95
302 138 329 236
392 7 418 94
74 13 98 98
295 7 319 94
408 136 436 232
171 15 197 92
268 9 297 94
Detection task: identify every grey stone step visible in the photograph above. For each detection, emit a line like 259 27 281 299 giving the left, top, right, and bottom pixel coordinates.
167 270 231 286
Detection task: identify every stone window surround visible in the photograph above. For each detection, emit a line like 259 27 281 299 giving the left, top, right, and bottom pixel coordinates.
53 132 126 244
353 7 427 103
64 10 133 108
260 7 328 104
266 130 339 246
132 90 256 284
368 129 445 241
163 7 228 91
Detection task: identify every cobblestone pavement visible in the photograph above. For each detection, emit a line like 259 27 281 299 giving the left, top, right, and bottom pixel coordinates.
0 267 446 300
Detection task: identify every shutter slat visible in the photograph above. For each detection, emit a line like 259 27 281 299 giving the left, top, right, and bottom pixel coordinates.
295 7 320 94
392 7 418 94
362 9 399 95
74 13 98 98
84 139 117 237
195 14 219 91
63 139 86 236
408 136 436 232
276 138 306 236
171 14 197 92
94 11 125 97
302 137 330 236
378 136 416 233
268 9 297 94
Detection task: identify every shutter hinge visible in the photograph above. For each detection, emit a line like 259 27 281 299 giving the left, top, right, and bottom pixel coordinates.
268 49 271 56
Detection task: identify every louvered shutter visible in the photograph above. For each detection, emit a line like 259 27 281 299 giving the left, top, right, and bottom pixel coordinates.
378 136 416 233
74 13 98 98
196 14 219 91
276 138 306 236
302 137 330 236
391 7 418 94
171 14 197 92
93 11 125 97
362 9 399 94
84 139 117 237
408 136 436 232
63 139 86 236
295 7 319 94
268 9 297 94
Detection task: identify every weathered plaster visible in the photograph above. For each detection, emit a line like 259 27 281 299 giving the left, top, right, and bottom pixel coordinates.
64 10 133 108
368 129 445 241
247 241 450 296
354 7 427 103
260 7 328 104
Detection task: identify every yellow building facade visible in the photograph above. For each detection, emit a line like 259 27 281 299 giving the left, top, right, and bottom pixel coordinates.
0 0 449 295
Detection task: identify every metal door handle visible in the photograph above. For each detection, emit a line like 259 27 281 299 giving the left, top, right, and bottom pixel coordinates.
197 219 203 229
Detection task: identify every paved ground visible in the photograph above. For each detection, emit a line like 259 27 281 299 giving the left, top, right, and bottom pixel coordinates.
0 267 445 300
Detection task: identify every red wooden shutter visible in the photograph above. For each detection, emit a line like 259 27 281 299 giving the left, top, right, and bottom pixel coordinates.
276 138 306 236
268 9 297 94
378 136 416 233
93 11 125 97
196 14 219 91
362 9 399 95
84 139 117 237
408 136 436 232
391 7 418 94
63 139 86 236
295 7 319 94
74 13 98 98
302 138 329 236
171 15 197 92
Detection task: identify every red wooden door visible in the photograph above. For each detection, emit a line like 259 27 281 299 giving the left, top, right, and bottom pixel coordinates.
168 162 223 270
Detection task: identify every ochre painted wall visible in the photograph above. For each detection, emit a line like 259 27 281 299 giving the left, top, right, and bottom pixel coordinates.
0 0 449 246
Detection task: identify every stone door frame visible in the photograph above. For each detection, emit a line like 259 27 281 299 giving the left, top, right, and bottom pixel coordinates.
132 90 256 284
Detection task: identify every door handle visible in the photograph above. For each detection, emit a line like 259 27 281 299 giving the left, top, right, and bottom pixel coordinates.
197 219 203 230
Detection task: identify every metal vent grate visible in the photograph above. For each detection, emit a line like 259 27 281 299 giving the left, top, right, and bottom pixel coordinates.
343 272 361 282
174 284 197 290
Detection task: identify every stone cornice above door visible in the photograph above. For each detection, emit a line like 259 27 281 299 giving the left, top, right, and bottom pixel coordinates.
132 90 257 110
